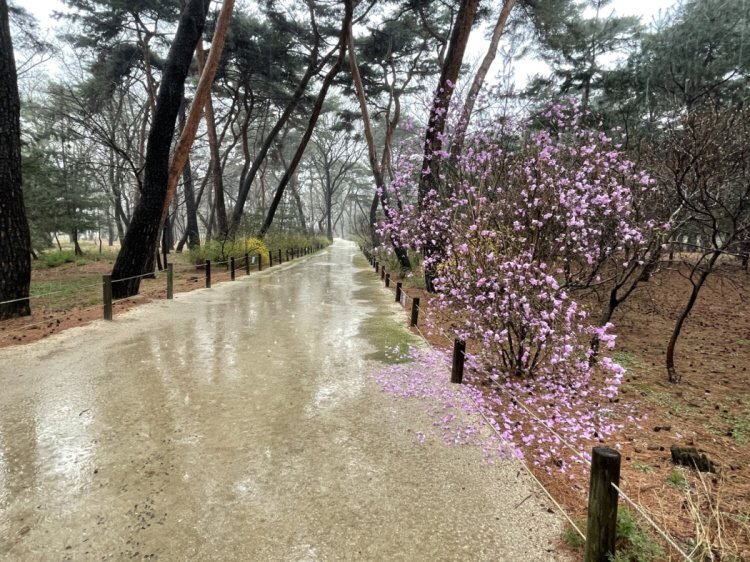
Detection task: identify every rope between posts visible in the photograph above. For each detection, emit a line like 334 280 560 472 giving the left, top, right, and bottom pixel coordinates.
111 270 164 284
612 483 693 561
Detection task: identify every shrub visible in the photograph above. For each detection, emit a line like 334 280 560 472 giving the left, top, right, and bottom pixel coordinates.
189 238 269 265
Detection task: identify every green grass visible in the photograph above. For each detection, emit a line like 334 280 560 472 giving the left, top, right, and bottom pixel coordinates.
561 508 663 562
726 415 750 445
630 382 687 416
611 507 664 562
666 468 688 490
30 277 102 311
611 351 649 373
34 249 119 270
633 463 653 474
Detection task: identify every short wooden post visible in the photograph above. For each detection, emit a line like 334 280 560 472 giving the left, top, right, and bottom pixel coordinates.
395 282 402 302
374 260 379 272
410 297 420 327
167 263 174 299
245 253 250 275
205 260 211 288
230 257 236 281
103 274 113 320
259 253 263 271
585 447 621 562
278 249 282 263
380 266 385 280
451 339 466 384
385 273 390 288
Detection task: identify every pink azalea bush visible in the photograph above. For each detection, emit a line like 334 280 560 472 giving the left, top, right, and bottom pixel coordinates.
375 100 657 469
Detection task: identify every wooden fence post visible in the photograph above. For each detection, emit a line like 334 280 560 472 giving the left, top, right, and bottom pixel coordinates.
167 263 174 299
103 274 113 320
385 273 390 288
395 282 402 302
205 260 211 288
374 260 379 272
410 297 420 327
451 339 466 384
380 265 385 280
585 447 621 562
259 253 263 271
279 249 282 263
230 257 236 281
245 253 250 275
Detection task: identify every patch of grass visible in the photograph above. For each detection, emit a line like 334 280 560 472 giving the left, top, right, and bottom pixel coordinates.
35 250 78 269
30 277 102 311
611 351 648 373
667 468 688 490
611 507 664 562
358 309 420 364
633 463 653 474
34 249 119 270
561 523 586 550
727 416 750 445
630 382 687 416
561 509 663 562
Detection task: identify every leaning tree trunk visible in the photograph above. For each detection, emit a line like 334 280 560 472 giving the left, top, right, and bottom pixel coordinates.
451 0 516 156
418 0 480 291
111 0 212 299
666 250 722 383
0 0 32 320
258 1 353 238
345 0 411 269
178 100 200 249
195 39 228 237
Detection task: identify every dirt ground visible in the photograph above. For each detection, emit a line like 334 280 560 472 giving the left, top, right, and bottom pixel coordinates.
0 257 235 348
2 252 749 558
387 259 750 560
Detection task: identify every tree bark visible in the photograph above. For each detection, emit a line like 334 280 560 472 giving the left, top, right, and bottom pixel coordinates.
195 38 228 237
418 0 480 291
345 0 411 269
0 0 32 319
666 251 722 383
452 0 516 156
111 0 212 298
257 2 353 238
178 100 200 249
163 0 234 225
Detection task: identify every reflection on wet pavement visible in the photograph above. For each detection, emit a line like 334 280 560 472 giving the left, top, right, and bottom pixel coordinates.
0 240 564 561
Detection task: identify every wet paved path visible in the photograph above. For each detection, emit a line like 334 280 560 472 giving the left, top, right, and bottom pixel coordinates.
0 240 563 560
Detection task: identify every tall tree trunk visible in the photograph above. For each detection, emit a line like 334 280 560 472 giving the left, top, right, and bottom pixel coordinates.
163 0 233 225
452 0 516 156
195 39 228 237
418 0 480 291
178 100 200 249
345 0 410 269
0 0 32 319
229 0 325 234
258 2 353 238
111 0 212 298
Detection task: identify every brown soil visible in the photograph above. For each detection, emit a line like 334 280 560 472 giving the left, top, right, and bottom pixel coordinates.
386 260 750 560
0 258 240 347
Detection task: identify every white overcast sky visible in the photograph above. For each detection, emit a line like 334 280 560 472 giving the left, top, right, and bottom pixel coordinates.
23 0 678 87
